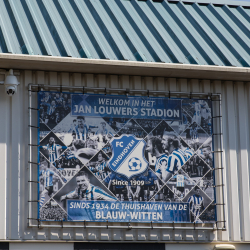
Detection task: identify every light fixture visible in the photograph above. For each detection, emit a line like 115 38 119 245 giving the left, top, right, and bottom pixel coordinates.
4 69 19 96
214 244 236 250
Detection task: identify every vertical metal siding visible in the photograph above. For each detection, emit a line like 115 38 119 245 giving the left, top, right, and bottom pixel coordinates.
0 70 250 243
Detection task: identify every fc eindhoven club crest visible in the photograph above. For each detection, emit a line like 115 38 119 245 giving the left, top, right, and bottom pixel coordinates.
108 135 149 179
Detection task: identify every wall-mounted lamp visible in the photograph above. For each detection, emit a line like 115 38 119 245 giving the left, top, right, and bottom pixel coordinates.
214 244 236 250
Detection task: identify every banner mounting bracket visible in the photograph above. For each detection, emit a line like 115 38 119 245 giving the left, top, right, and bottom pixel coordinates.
128 221 132 230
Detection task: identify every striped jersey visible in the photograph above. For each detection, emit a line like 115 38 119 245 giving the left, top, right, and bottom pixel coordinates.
41 144 66 162
40 169 55 187
66 184 116 201
167 148 186 174
172 174 188 187
95 161 110 180
74 125 88 141
188 194 204 217
88 164 96 172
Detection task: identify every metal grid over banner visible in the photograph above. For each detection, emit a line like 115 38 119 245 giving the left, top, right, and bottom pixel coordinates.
28 84 225 231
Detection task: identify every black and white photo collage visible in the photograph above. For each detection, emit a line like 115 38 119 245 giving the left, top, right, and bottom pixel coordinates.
38 92 215 223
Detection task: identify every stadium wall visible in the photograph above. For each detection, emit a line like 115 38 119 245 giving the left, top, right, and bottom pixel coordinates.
0 67 249 249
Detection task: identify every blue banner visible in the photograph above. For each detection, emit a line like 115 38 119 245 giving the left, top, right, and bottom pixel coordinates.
37 91 216 224
67 200 190 222
71 95 182 120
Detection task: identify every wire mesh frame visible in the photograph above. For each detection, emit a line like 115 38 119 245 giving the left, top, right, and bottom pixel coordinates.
28 83 226 230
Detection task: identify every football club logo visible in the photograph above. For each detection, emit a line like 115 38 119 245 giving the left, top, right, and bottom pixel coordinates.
108 135 149 179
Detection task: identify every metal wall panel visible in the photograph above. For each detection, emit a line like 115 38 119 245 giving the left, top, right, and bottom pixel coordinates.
10 243 74 250
0 0 250 66
0 69 250 244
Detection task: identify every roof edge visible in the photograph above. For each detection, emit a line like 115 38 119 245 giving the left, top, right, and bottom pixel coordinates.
0 53 249 81
174 0 250 7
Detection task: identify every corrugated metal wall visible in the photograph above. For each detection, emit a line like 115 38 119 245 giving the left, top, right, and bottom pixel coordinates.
0 70 250 243
0 0 250 67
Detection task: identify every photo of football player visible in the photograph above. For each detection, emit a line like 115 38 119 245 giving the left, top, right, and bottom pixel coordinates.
53 116 115 152
160 132 187 182
95 121 113 144
74 116 88 141
39 133 67 162
198 144 213 168
86 151 110 181
60 171 116 202
39 160 66 209
182 184 213 223
187 186 204 222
